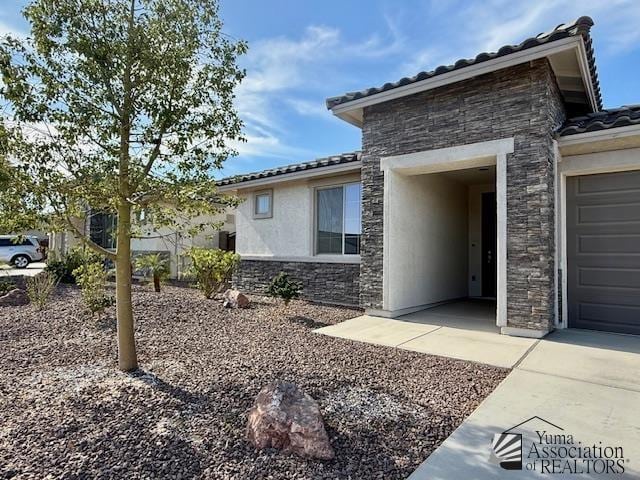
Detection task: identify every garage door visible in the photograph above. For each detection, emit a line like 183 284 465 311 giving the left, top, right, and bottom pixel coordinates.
567 170 640 335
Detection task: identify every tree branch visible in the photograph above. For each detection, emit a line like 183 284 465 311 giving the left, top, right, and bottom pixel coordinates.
65 215 117 260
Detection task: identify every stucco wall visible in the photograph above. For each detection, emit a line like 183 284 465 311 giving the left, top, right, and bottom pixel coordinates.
361 59 566 332
386 172 468 311
236 181 311 257
235 172 360 259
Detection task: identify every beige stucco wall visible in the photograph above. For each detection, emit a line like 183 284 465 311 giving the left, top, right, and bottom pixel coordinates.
384 171 468 312
235 172 361 260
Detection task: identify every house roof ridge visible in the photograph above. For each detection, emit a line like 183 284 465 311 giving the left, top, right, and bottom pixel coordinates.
217 151 362 186
326 16 602 111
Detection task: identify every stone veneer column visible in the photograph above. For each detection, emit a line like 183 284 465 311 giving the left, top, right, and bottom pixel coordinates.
359 59 565 334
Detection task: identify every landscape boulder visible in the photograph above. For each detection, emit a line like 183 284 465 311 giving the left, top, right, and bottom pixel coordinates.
222 289 250 309
0 288 29 307
246 382 335 460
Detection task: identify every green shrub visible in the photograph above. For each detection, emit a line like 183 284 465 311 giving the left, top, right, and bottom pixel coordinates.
26 271 59 310
186 248 240 299
0 278 15 295
135 253 170 292
46 247 104 283
73 262 114 318
266 272 302 306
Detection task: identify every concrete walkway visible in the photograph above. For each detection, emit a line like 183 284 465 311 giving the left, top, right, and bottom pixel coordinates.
409 329 640 479
314 313 536 368
0 262 46 277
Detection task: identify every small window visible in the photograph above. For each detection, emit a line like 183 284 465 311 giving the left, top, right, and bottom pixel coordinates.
253 190 273 219
316 183 361 255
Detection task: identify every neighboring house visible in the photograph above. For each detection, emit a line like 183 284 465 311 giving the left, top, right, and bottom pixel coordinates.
220 16 640 338
49 210 236 278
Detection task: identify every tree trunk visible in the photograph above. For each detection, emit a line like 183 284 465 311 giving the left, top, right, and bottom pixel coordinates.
114 0 137 371
153 274 160 293
115 202 138 371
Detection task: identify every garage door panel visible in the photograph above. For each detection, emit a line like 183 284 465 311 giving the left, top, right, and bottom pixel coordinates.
577 234 640 254
567 170 640 335
579 302 640 322
577 203 640 224
576 170 640 194
579 267 640 289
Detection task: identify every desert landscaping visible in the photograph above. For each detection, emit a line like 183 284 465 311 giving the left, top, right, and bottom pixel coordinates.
0 283 508 479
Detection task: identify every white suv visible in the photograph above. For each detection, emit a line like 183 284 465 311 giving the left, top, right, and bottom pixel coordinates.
0 235 44 268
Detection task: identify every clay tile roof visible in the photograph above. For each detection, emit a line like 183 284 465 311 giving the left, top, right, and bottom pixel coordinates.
558 105 640 136
326 16 602 111
217 151 362 186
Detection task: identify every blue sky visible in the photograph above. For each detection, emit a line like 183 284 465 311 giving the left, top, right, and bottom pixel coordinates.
2 0 640 177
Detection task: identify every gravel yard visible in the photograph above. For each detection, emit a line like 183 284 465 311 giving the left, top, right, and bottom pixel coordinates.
0 285 508 479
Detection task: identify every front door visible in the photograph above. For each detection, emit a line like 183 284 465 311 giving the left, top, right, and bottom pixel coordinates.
482 192 497 298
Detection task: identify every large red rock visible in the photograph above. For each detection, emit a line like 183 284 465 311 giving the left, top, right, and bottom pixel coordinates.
222 289 250 309
246 382 335 460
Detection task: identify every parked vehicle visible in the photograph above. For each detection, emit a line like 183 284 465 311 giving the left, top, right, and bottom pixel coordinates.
0 235 44 268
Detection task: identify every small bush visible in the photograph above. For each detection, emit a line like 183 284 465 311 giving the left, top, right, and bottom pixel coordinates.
26 271 58 310
266 272 302 306
0 279 15 296
135 253 170 292
186 248 240 299
73 262 114 318
46 247 104 283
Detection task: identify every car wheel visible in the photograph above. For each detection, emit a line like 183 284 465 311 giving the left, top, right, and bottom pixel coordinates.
12 255 30 269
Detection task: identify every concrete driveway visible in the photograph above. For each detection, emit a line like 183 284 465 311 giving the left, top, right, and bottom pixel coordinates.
410 329 640 479
0 262 46 277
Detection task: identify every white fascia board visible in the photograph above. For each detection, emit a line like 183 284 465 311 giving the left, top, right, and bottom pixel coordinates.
557 124 640 149
574 37 599 111
330 36 584 125
216 161 362 192
380 137 514 173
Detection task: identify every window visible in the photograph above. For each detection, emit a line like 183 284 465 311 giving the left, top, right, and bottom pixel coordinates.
316 183 361 255
253 190 272 219
90 212 117 249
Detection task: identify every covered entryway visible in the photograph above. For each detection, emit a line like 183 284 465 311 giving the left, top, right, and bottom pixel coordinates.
377 138 513 330
566 170 640 335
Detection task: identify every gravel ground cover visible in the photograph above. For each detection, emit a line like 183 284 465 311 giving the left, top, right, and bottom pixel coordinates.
0 285 508 479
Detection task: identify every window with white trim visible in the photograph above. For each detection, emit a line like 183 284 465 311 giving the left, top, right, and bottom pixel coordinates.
253 190 272 219
316 182 361 255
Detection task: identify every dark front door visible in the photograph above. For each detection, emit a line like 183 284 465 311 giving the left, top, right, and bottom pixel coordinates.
482 192 497 298
567 170 640 335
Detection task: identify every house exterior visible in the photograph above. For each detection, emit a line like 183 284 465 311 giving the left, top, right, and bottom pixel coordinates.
220 16 640 338
49 210 236 278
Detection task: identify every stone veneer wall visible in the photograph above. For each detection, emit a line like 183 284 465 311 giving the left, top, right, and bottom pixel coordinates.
360 59 566 332
233 260 360 307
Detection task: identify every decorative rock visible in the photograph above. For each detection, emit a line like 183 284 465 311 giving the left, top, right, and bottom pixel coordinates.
246 382 335 460
222 289 250 309
0 288 29 307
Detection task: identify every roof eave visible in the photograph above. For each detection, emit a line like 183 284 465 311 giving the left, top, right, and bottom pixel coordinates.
217 160 363 192
557 124 640 156
329 36 598 128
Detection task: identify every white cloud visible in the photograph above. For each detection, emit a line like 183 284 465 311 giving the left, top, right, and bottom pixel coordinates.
396 0 640 80
285 98 327 118
234 22 404 162
0 20 25 39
